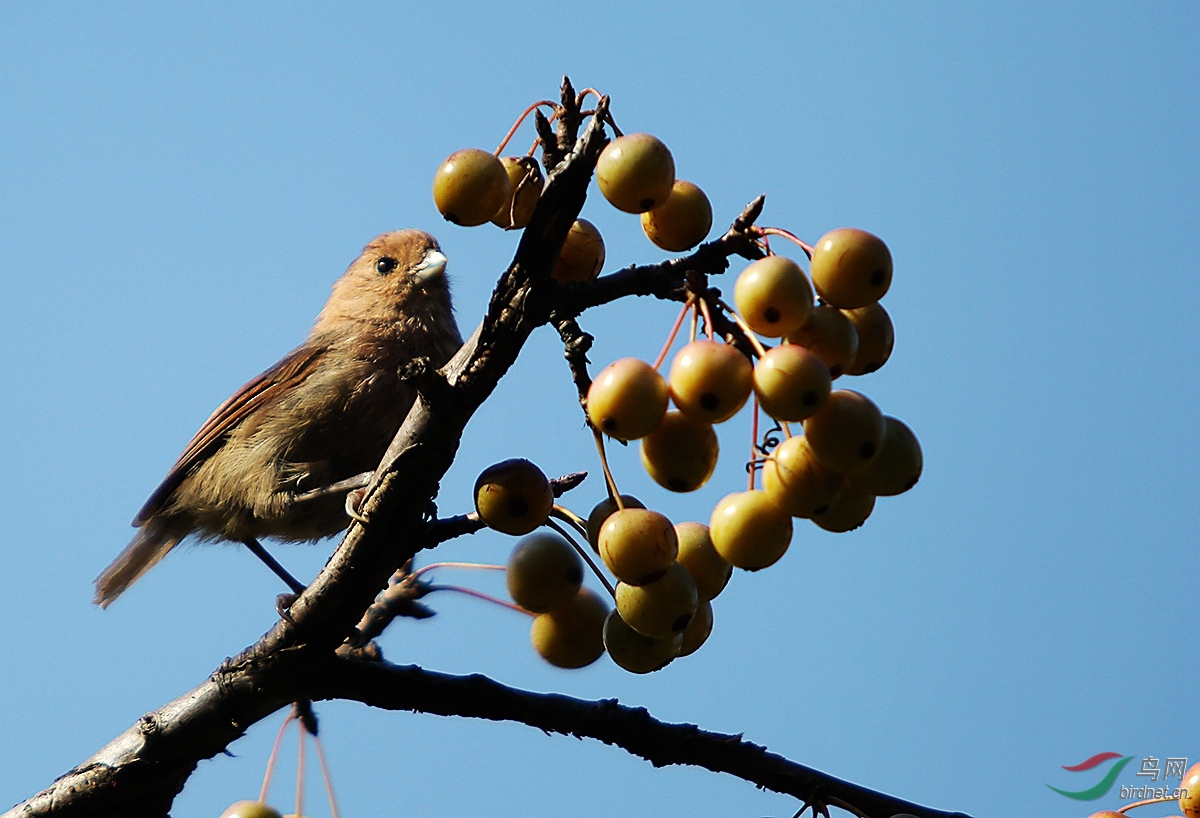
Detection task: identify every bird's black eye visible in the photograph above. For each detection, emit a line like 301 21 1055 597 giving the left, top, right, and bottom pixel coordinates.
375 256 398 274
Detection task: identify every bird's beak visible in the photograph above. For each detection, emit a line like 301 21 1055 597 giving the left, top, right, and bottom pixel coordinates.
414 250 448 284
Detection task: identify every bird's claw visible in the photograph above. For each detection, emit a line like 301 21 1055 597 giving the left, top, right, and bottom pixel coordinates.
276 592 298 623
345 488 370 525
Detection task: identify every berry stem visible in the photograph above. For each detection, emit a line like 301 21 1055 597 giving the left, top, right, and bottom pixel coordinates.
550 504 589 535
698 297 716 341
717 300 770 358
591 428 624 509
1119 795 1178 812
575 87 603 108
545 517 617 599
294 719 306 818
781 421 793 438
494 100 558 156
424 584 534 616
312 730 342 818
259 712 295 804
689 301 699 343
651 295 696 370
603 109 624 138
749 394 760 491
827 795 872 818
411 561 506 579
760 227 815 259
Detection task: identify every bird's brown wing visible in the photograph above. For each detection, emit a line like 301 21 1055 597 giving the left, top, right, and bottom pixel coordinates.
132 343 328 526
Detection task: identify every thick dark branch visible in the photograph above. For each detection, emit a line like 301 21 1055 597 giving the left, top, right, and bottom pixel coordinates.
553 194 766 317
311 659 973 818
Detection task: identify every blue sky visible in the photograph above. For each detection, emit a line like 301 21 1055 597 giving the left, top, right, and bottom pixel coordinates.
1 3 1196 817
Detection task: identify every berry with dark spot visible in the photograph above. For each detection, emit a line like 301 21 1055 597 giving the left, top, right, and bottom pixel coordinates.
530 587 609 669
596 133 676 214
507 531 585 613
802 389 886 475
641 180 712 251
810 227 892 308
843 302 895 376
753 344 831 422
788 305 860 380
615 562 698 639
853 416 923 496
640 410 719 493
586 358 669 441
474 459 554 535
432 148 510 227
734 255 813 338
668 340 752 423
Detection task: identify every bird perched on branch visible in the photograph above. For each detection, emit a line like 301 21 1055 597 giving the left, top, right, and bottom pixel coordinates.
95 229 462 607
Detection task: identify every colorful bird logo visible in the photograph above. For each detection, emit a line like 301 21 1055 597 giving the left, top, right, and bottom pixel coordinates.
1047 752 1135 800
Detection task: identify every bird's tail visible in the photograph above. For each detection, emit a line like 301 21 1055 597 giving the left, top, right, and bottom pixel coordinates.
94 520 181 608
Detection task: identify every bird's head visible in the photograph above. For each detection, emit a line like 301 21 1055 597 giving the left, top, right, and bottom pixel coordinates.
315 229 454 335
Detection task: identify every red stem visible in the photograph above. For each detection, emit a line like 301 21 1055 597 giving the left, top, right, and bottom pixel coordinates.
495 100 558 156
313 731 342 818
424 584 533 616
651 296 696 370
760 227 815 259
258 713 295 804
699 297 716 341
749 394 760 491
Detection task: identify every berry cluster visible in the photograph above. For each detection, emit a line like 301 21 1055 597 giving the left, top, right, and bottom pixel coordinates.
431 96 715 282
423 92 922 675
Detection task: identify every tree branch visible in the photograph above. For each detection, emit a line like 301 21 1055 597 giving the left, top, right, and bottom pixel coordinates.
310 659 974 818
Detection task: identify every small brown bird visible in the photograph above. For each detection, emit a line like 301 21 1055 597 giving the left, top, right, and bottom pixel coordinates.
95 229 462 607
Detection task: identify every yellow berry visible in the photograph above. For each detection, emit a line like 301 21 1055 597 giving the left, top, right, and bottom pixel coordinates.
788 304 860 379
674 521 731 601
668 340 752 423
762 434 846 518
640 179 712 251
853 416 922 496
603 609 682 673
810 227 892 308
615 562 698 639
811 482 875 532
491 156 544 229
802 389 885 475
585 495 645 553
679 599 713 656
530 586 610 669
552 218 606 282
506 532 584 613
598 508 678 585
843 302 895 375
1179 761 1200 817
640 410 719 493
432 148 510 227
734 256 813 338
473 459 554 535
596 133 675 213
586 358 668 441
753 344 832 422
709 490 793 570
220 802 282 818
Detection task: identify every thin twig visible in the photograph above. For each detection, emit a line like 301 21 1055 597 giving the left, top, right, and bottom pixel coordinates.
545 517 616 599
